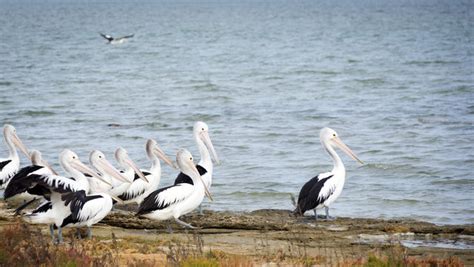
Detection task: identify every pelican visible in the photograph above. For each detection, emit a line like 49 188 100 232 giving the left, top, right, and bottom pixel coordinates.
59 150 127 239
5 149 110 243
107 147 148 198
137 148 212 229
294 127 364 220
118 139 175 204
0 124 30 188
174 121 219 214
99 33 134 44
87 150 131 194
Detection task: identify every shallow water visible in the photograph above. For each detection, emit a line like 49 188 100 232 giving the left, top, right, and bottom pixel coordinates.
0 0 473 225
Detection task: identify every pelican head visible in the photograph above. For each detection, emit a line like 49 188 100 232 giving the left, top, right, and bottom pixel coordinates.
114 147 148 183
320 127 364 165
194 121 220 165
3 124 30 160
30 149 58 175
145 139 176 169
176 148 213 201
59 149 110 185
89 150 130 184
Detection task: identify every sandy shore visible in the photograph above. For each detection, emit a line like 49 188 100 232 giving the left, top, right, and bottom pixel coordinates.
1 201 473 265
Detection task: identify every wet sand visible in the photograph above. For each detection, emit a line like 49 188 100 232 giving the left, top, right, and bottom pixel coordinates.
1 202 473 265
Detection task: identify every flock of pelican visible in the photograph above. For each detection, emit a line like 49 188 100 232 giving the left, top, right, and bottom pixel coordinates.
0 122 363 244
0 122 218 243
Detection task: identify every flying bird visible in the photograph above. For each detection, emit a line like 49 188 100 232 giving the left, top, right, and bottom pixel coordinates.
99 33 134 44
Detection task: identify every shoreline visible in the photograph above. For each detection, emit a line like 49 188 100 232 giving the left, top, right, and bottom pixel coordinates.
1 201 473 265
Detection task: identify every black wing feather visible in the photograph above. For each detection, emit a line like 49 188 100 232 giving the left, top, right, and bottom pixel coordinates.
0 159 12 172
4 165 44 198
133 171 151 181
295 175 333 215
61 190 103 227
136 185 176 215
173 165 207 185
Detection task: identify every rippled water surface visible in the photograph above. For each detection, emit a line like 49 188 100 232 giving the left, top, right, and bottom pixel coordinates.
0 0 473 224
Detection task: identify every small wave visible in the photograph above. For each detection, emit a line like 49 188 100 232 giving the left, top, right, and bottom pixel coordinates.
0 81 13 86
431 178 474 185
405 60 460 66
21 110 56 117
355 78 385 85
226 190 291 198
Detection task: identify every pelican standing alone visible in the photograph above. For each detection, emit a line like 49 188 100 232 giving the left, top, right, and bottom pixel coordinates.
174 121 219 214
294 127 364 220
118 139 175 204
137 149 212 229
0 124 30 188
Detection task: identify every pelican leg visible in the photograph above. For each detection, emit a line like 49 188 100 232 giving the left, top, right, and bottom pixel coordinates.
76 228 82 239
174 218 195 229
57 227 63 244
49 224 55 242
313 209 318 220
87 226 92 239
325 207 334 220
167 223 174 234
198 204 204 215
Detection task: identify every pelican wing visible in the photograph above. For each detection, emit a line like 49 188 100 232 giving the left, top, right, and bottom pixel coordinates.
0 159 15 185
0 160 12 172
4 168 82 199
137 183 193 215
99 33 114 41
4 165 49 198
117 34 134 40
173 164 207 185
61 190 105 227
296 173 334 215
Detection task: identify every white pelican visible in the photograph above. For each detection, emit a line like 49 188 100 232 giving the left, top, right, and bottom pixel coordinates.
87 150 131 194
59 150 126 239
99 33 134 44
7 149 110 243
294 127 364 220
108 147 148 197
137 148 212 229
118 139 175 204
0 124 30 188
174 121 219 214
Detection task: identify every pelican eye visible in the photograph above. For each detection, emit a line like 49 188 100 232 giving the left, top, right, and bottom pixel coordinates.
190 157 193 160
333 134 336 137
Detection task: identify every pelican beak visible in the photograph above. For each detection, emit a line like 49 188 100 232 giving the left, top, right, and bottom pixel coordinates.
153 146 176 169
200 131 220 165
188 161 213 201
332 137 364 165
12 133 30 160
40 159 59 175
110 195 124 204
96 158 130 184
123 156 148 183
70 160 112 186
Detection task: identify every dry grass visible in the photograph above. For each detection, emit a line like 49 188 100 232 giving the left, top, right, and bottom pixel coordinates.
0 220 465 267
340 245 464 267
